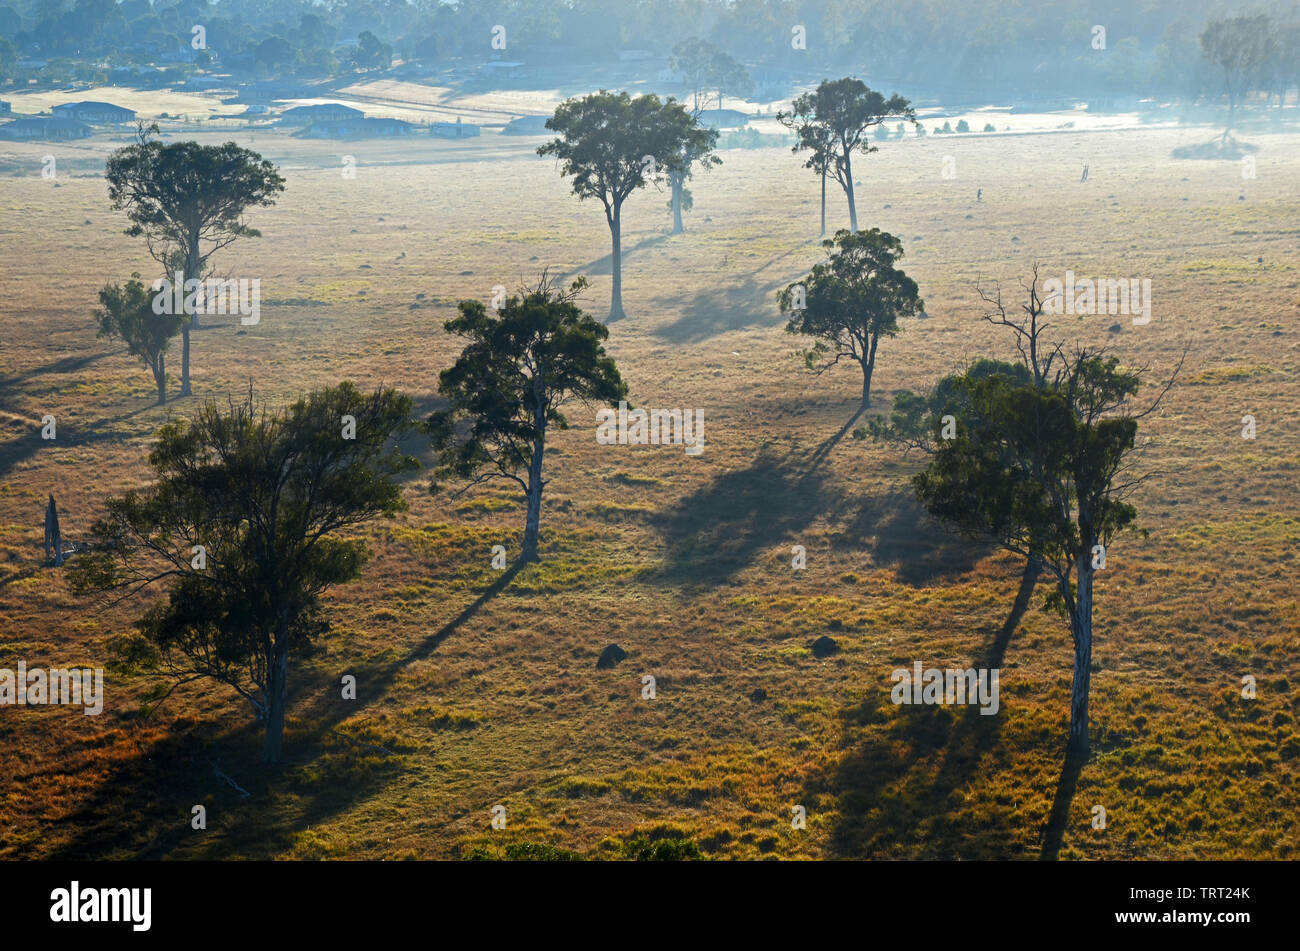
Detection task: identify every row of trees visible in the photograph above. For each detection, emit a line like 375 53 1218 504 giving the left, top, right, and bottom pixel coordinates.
0 0 1266 91
11 0 1300 104
1199 12 1300 137
77 225 1171 771
75 275 625 762
536 76 910 326
79 69 1173 773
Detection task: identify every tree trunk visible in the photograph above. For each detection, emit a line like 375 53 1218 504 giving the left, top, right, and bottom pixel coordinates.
262 614 290 763
608 205 625 321
860 335 879 408
179 325 192 397
819 165 826 237
1066 560 1094 758
155 353 166 405
842 149 858 232
670 172 684 235
180 242 200 396
999 550 1043 642
521 436 545 563
46 495 62 567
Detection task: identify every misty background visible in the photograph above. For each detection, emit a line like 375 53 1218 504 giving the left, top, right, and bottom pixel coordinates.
1 1 1298 110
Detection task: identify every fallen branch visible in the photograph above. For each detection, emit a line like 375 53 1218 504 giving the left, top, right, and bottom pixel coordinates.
212 760 252 798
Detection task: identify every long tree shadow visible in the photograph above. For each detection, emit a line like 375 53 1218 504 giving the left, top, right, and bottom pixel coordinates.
650 244 814 344
0 402 159 481
0 349 122 397
838 487 993 587
650 274 785 343
42 560 528 859
560 233 671 280
803 404 866 475
1039 749 1088 861
646 402 981 587
41 701 412 860
646 442 839 586
809 625 1017 858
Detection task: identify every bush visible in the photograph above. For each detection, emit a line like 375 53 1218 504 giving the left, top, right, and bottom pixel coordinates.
504 842 583 861
464 841 584 861
983 122 997 132
625 836 703 861
716 127 791 149
956 119 970 132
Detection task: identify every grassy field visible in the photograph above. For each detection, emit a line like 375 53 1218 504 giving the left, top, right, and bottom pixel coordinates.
0 107 1297 860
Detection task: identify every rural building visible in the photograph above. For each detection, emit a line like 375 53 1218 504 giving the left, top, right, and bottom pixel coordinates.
0 117 93 140
300 116 416 139
478 61 527 81
431 118 480 139
279 103 365 125
236 80 317 102
51 101 136 123
501 115 550 135
697 108 750 129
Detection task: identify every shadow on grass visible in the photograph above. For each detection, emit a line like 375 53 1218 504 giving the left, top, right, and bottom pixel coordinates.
1170 135 1258 160
0 565 40 589
837 487 993 587
0 402 159 482
649 244 813 345
561 233 671 282
646 442 838 586
644 403 989 587
650 273 785 344
808 630 1015 858
1039 749 1088 861
42 561 527 859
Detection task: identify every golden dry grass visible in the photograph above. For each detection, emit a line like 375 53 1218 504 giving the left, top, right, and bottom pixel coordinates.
0 110 1297 860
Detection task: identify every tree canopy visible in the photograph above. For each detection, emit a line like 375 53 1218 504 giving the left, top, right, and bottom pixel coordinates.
908 272 1181 756
539 90 712 319
429 274 627 563
781 78 913 233
71 382 416 763
778 228 923 409
106 124 285 396
95 272 187 405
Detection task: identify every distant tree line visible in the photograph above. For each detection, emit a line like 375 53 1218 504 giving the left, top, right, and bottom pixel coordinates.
4 0 1300 107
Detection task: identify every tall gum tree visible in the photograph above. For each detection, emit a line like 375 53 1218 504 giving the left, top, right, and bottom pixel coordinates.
539 91 708 320
428 274 627 563
779 228 923 410
106 123 285 397
70 382 416 763
795 78 913 233
913 269 1183 757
